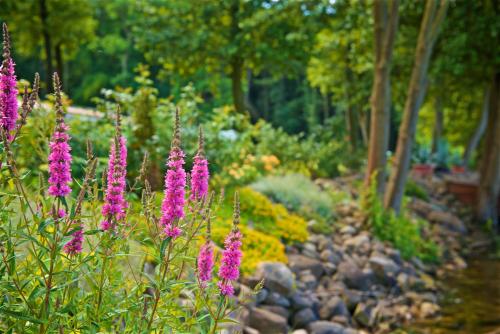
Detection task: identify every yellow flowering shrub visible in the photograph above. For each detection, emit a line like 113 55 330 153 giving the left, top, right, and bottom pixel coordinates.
212 223 287 274
238 187 308 244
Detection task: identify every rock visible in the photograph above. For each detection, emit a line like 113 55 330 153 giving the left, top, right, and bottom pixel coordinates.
353 303 376 327
340 225 357 235
330 315 349 326
289 254 324 279
369 255 400 286
292 330 309 334
291 293 315 310
249 308 288 334
300 271 318 290
293 308 318 328
428 210 467 234
337 260 374 291
419 302 440 318
323 262 337 276
319 297 350 320
263 292 291 308
244 327 261 334
342 290 362 312
307 321 347 334
343 235 370 250
408 198 436 218
260 305 290 319
255 262 295 296
320 249 342 265
256 288 269 304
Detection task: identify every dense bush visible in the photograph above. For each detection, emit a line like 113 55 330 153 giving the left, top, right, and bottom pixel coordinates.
251 174 334 222
362 177 439 262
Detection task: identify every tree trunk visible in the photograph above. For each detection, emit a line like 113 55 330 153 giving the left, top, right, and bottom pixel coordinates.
39 0 53 92
230 57 245 114
462 85 490 166
55 43 64 89
365 0 400 193
477 72 500 229
229 0 245 114
431 94 443 153
384 0 448 213
245 68 259 121
358 110 369 147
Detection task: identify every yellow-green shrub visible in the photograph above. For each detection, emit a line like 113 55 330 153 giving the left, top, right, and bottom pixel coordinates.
212 222 287 274
238 187 308 244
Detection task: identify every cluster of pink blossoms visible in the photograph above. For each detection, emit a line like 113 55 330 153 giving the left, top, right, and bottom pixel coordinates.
0 24 18 140
101 129 128 231
190 127 209 201
48 73 72 198
196 194 243 297
160 108 186 239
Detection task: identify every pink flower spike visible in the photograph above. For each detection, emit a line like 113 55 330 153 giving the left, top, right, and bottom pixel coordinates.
218 193 243 296
190 127 209 201
101 107 127 231
160 108 186 237
0 24 18 140
197 241 214 286
48 73 72 198
64 226 83 256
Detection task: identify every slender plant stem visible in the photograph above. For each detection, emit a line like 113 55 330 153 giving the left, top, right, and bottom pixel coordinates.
146 242 173 331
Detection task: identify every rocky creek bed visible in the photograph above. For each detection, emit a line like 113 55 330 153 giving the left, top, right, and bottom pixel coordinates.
225 175 497 334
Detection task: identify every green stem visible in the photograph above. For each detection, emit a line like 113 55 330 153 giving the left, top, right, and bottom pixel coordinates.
146 242 173 331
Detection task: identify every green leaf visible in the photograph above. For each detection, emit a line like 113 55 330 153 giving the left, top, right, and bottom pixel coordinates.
84 229 101 235
159 237 170 260
0 308 47 324
38 217 55 234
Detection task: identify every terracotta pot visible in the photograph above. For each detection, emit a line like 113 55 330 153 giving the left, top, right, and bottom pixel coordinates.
412 164 434 178
451 165 466 174
445 179 477 205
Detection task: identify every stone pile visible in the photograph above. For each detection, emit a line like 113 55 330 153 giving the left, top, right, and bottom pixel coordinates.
228 177 471 334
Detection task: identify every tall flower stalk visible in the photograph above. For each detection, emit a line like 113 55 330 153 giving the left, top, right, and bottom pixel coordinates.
0 23 18 140
217 192 243 297
190 126 209 201
48 73 71 198
101 107 128 231
160 107 186 239
197 218 214 287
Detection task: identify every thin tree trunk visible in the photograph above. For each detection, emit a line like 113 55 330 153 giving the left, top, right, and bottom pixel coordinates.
55 43 64 89
230 57 245 114
39 0 53 92
365 0 400 193
431 94 443 153
384 0 448 213
358 110 369 147
229 1 245 114
245 68 259 121
477 72 500 229
463 85 490 166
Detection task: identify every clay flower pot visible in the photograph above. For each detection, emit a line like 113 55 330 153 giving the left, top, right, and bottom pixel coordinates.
412 164 434 178
451 165 466 174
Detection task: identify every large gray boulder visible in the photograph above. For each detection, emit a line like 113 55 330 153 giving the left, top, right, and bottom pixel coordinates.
288 254 324 279
337 260 374 291
249 307 288 334
369 255 400 286
255 262 295 296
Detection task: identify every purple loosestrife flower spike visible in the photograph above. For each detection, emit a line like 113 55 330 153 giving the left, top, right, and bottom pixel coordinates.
1 23 18 140
101 107 128 231
218 192 243 296
197 218 214 286
160 107 186 239
48 73 72 197
190 126 209 201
